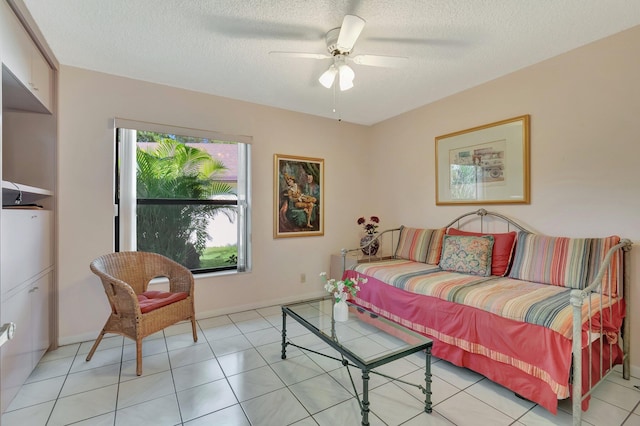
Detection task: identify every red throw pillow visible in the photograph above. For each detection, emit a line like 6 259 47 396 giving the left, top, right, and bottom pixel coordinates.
447 228 517 276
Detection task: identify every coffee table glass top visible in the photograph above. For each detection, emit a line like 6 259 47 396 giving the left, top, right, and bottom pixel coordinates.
282 298 432 368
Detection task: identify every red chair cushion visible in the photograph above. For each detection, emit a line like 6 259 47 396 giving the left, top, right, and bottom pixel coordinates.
137 291 188 314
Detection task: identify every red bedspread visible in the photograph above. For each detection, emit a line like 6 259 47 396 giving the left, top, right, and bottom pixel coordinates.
346 270 624 414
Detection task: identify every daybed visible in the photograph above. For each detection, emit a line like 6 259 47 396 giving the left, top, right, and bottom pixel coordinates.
340 209 631 425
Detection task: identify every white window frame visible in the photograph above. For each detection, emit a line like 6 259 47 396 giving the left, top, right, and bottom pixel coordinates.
114 118 252 274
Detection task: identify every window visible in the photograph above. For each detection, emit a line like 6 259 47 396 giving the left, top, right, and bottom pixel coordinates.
115 120 251 274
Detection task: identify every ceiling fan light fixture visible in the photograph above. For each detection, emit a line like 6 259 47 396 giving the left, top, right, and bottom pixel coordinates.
319 65 337 88
339 77 354 91
273 14 409 94
338 63 354 91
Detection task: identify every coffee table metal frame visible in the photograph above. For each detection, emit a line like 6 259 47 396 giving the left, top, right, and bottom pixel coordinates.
281 298 432 425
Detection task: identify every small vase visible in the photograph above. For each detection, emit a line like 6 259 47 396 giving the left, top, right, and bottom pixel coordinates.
333 298 349 322
360 233 380 256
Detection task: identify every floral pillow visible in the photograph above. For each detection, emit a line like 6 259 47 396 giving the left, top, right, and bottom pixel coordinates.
439 235 495 276
447 228 517 276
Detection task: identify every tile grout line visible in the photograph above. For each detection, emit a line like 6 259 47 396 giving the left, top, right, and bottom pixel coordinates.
44 343 82 426
620 394 640 425
252 309 316 424
201 314 252 425
161 328 183 426
109 339 125 426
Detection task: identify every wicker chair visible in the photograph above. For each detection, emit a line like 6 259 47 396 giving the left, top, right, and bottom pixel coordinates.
87 251 197 375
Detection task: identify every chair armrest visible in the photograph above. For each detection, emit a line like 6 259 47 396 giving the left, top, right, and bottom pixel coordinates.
165 262 195 295
113 281 143 316
92 271 142 318
169 272 194 295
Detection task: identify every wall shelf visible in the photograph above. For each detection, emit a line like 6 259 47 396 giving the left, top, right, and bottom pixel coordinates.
2 180 52 206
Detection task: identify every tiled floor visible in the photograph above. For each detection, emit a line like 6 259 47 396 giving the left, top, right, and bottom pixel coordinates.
3 304 640 426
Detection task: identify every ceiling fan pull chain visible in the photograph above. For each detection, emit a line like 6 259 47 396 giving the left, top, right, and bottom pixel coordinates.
333 83 343 122
332 82 337 113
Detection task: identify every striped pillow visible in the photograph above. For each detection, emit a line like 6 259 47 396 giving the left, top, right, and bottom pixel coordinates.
586 236 621 296
395 227 446 264
508 232 592 289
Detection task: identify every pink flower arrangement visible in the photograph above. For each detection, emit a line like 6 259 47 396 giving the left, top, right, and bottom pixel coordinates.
357 216 380 235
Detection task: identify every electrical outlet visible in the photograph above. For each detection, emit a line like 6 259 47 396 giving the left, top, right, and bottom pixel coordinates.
300 273 306 283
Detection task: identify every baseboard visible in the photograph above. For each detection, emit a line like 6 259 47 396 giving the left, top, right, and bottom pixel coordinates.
58 331 100 347
57 290 327 347
194 290 327 320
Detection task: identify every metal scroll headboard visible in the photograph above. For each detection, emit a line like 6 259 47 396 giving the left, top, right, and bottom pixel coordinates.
444 208 532 233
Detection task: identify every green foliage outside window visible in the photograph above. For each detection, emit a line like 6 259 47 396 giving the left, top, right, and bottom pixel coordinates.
136 138 236 269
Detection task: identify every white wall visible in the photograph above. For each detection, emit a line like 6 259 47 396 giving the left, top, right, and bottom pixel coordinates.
369 25 640 370
57 68 372 344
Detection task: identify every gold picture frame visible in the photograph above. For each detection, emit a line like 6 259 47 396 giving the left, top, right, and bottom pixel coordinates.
435 115 530 205
274 154 324 238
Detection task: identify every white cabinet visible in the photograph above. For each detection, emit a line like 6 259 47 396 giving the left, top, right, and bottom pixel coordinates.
31 273 51 364
1 209 52 294
0 2 30 85
0 1 57 414
0 208 53 412
0 0 53 113
1 272 50 411
0 283 31 408
27 43 52 110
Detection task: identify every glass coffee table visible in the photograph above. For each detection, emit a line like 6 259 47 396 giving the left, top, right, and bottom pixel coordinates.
281 297 432 425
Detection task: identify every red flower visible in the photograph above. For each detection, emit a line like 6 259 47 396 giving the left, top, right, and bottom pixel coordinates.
357 215 381 234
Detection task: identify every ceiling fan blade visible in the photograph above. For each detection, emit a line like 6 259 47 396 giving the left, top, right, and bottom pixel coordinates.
337 15 366 51
350 54 408 68
269 51 331 60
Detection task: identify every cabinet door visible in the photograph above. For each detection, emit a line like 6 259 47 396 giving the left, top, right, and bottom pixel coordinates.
1 210 53 294
30 273 51 366
0 286 32 412
0 1 53 113
0 1 31 86
29 45 52 111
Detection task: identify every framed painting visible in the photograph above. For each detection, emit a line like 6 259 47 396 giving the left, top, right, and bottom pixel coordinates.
274 154 324 238
435 115 530 205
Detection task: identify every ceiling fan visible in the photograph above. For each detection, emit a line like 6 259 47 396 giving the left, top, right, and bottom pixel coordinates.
270 15 408 91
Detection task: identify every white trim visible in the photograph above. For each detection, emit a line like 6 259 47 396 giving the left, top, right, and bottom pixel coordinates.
237 143 251 272
113 119 252 273
113 118 252 144
194 291 327 320
118 128 137 251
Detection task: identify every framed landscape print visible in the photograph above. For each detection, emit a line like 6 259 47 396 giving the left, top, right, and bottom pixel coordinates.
274 154 324 238
435 115 530 205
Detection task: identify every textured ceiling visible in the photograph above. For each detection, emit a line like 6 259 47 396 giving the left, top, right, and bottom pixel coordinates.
21 0 640 125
